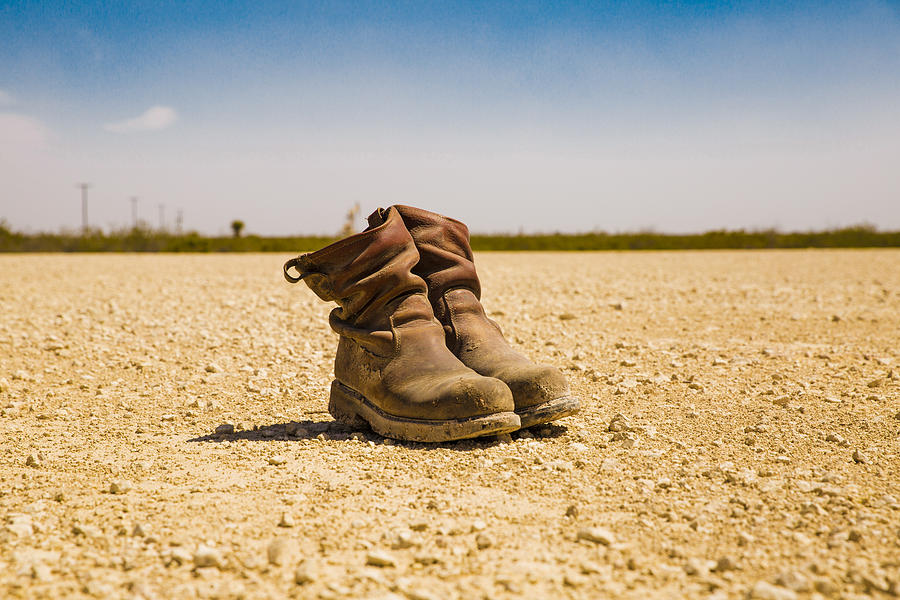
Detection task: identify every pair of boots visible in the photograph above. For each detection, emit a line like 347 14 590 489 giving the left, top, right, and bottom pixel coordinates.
283 205 579 442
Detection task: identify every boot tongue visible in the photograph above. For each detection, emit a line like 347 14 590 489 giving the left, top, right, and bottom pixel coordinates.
365 207 388 230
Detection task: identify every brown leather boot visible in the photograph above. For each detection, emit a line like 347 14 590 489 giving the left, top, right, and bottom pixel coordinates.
282 206 519 442
391 205 580 429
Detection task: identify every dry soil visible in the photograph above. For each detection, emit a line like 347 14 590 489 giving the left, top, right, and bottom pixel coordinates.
1 251 898 599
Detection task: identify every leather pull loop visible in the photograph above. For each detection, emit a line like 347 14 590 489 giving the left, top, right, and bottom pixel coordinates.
282 257 309 284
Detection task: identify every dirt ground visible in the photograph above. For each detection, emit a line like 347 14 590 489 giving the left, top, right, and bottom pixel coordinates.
1 251 898 599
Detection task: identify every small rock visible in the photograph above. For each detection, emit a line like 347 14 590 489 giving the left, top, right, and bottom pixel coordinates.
294 562 316 584
392 530 417 549
6 514 34 538
773 395 790 407
608 413 630 432
825 433 848 446
713 556 737 572
205 363 221 373
748 581 798 600
132 523 146 537
366 550 396 567
193 545 224 569
278 512 295 528
268 455 288 466
684 558 711 576
215 423 234 435
823 396 842 404
161 414 176 422
25 453 42 468
775 569 810 592
559 313 577 321
267 538 295 566
475 533 494 549
109 480 133 494
852 449 868 464
577 526 615 545
168 547 192 566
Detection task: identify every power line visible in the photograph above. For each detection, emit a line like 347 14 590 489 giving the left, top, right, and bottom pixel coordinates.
130 197 138 228
76 183 90 235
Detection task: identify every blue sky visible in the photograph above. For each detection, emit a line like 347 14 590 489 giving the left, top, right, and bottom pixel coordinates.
1 1 898 234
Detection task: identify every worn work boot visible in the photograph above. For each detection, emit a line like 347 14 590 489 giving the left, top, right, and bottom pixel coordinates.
391 205 580 429
282 206 519 442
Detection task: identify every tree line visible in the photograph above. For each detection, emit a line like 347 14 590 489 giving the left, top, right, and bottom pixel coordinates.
1 222 898 252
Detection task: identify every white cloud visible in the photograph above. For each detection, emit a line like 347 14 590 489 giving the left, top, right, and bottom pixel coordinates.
103 105 177 133
0 89 13 106
0 112 50 148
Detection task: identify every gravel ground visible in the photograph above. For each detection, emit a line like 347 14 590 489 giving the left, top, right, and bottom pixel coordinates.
1 251 898 600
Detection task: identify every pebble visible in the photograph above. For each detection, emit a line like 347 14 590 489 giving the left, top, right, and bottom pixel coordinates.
608 413 630 432
366 550 396 567
713 556 737 572
25 453 42 468
6 514 34 538
215 423 235 434
167 547 192 566
576 526 615 545
852 449 868 464
267 538 295 566
683 558 711 576
825 433 848 446
193 545 224 569
205 363 221 373
278 512 295 528
748 581 797 600
268 455 288 466
294 562 316 584
775 569 810 592
475 533 494 549
392 530 417 549
109 480 133 494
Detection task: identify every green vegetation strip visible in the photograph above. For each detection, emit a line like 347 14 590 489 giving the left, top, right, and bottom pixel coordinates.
1 224 898 252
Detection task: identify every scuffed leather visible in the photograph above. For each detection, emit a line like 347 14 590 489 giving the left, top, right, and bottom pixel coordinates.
296 206 513 420
394 205 570 410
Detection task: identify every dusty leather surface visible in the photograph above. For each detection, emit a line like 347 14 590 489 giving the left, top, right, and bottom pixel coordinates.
294 206 514 420
395 204 571 409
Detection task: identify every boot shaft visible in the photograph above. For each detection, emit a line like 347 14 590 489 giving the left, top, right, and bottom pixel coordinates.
391 205 481 310
284 206 432 332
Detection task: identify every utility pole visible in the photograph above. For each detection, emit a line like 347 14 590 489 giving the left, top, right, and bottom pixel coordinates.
175 209 183 234
130 197 138 228
158 203 165 232
76 183 90 235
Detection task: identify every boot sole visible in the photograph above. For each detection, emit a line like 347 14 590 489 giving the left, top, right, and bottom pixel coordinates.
328 380 521 443
517 396 581 429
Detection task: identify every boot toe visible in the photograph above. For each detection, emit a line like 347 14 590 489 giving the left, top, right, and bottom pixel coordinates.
430 374 515 420
501 364 570 410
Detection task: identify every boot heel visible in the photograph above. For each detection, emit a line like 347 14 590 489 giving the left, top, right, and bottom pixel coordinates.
328 380 369 429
